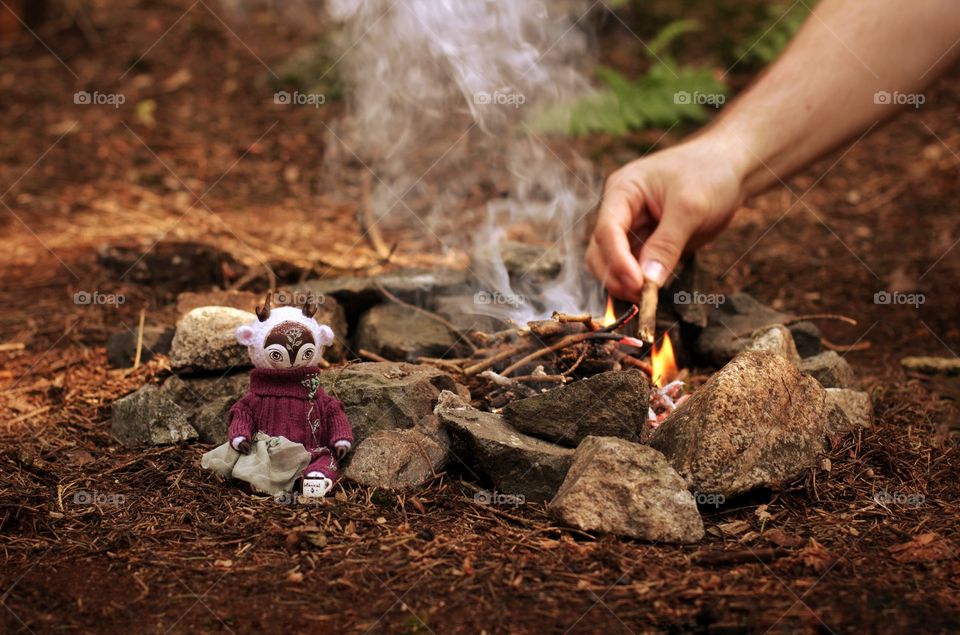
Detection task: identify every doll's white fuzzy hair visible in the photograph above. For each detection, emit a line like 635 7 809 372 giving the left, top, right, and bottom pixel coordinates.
236 305 334 369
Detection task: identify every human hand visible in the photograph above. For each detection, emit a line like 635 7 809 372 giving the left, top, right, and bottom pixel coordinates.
587 138 746 303
334 440 352 459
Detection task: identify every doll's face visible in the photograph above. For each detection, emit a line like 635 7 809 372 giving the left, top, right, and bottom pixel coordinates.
263 321 318 369
236 304 335 370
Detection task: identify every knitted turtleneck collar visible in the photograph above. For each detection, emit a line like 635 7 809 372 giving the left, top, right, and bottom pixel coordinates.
249 366 324 398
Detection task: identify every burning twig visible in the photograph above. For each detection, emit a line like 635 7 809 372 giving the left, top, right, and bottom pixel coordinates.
601 304 639 334
552 311 596 329
499 332 623 377
638 281 659 344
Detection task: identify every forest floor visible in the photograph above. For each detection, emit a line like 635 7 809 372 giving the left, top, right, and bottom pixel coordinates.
1 1 959 633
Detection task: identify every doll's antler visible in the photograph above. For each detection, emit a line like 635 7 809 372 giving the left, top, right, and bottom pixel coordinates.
256 292 273 322
302 297 318 318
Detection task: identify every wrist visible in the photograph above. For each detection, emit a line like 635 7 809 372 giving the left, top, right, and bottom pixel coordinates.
691 123 763 199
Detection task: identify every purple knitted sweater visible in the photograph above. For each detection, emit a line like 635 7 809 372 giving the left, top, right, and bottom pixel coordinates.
227 367 352 453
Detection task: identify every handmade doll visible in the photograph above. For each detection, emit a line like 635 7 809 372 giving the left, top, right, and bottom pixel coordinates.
202 294 353 498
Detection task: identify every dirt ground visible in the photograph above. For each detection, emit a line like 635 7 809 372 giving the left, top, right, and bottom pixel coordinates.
1 1 959 633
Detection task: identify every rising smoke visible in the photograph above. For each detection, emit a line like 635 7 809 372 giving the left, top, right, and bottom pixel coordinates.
327 0 604 323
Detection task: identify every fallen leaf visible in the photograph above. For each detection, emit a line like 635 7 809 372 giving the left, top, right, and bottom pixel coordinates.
286 571 304 583
161 68 192 92
799 539 834 573
718 520 751 536
763 528 805 548
890 533 955 563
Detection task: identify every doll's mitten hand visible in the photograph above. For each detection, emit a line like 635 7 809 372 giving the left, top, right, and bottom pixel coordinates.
232 436 252 454
334 440 352 459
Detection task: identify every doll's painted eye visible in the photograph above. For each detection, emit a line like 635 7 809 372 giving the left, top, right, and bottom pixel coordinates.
303 349 313 358
269 350 283 361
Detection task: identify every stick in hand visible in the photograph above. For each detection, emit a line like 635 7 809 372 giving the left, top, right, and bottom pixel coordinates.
638 280 659 344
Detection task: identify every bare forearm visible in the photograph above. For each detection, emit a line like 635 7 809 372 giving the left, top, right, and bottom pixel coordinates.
708 0 960 196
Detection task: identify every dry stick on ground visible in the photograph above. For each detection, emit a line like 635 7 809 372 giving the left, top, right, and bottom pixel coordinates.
132 308 146 370
638 281 659 343
620 354 653 376
374 281 480 354
552 311 597 330
359 171 395 261
733 313 858 338
463 342 532 376
358 348 390 363
822 337 872 353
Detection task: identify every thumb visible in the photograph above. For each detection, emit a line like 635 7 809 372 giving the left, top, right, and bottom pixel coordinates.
638 204 696 287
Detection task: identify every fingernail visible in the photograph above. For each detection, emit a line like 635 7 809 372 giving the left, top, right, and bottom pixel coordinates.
642 260 668 286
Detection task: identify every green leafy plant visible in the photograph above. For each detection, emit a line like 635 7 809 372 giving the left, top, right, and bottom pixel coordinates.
733 1 813 66
530 19 727 136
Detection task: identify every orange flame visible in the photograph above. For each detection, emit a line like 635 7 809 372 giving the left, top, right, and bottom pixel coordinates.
651 332 678 388
601 296 616 328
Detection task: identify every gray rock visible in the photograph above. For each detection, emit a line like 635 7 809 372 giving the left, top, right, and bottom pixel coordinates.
499 240 563 281
354 303 463 361
344 428 449 490
649 351 831 498
436 391 574 503
170 306 254 372
106 326 174 368
318 362 466 445
175 291 348 361
163 373 250 444
111 373 250 446
799 351 855 388
111 384 198 447
290 269 470 315
824 388 873 434
744 325 801 366
504 370 651 446
548 436 704 543
695 293 821 366
788 321 823 358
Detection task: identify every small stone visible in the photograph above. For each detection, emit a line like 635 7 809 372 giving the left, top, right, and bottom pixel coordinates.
106 326 174 368
744 325 801 366
649 351 831 498
799 351 855 388
824 388 873 434
354 303 463 361
111 384 198 446
504 370 651 446
345 428 449 490
170 306 254 372
176 290 261 317
548 436 704 543
436 391 574 503
319 362 466 445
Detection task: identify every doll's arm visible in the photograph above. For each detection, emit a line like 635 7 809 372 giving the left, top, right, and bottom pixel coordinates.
324 396 353 459
228 393 259 454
